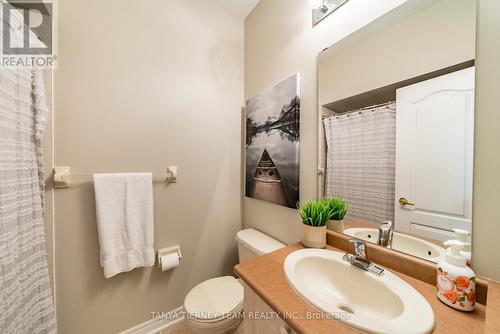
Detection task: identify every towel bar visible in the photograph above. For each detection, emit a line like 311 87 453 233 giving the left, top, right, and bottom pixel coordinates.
53 166 178 188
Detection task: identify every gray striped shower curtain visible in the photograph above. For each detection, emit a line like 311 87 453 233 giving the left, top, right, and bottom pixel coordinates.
0 68 57 333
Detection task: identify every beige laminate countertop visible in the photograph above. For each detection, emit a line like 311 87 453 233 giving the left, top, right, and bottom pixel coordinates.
234 243 487 334
485 281 500 333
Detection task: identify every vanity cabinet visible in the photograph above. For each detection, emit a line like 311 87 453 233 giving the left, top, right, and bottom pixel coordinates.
241 281 297 334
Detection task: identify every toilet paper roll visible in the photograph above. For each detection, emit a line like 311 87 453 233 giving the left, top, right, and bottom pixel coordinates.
161 252 180 271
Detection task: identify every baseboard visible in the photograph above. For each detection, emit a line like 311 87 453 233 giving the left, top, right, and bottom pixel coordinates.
119 307 184 334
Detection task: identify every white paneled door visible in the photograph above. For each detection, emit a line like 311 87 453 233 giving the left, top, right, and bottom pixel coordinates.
395 67 475 241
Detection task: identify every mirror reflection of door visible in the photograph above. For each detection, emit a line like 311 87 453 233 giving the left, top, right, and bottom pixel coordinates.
395 67 475 241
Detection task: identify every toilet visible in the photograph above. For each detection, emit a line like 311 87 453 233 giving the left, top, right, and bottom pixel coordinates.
183 228 286 334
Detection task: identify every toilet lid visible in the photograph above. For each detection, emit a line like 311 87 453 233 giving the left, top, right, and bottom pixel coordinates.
184 276 244 322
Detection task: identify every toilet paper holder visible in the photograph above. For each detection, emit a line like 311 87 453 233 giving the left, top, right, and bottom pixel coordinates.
157 245 182 268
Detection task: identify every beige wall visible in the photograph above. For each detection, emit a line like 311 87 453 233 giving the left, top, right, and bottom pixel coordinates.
53 1 243 333
472 0 500 282
244 0 408 244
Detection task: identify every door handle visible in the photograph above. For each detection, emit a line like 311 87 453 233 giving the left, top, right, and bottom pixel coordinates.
399 197 415 206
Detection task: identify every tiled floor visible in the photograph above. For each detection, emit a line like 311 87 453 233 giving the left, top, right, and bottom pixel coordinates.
158 320 244 334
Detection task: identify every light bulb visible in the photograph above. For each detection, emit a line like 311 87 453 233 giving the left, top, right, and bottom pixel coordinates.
309 0 324 10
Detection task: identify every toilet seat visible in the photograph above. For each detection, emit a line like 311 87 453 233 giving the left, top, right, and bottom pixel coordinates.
184 276 244 323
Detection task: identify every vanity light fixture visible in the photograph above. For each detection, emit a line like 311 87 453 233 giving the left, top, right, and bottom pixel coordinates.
310 0 350 26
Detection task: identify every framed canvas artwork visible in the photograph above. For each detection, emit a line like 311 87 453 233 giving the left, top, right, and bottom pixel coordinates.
245 74 300 208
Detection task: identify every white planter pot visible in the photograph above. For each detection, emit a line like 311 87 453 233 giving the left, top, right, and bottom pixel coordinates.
327 219 344 233
302 224 326 248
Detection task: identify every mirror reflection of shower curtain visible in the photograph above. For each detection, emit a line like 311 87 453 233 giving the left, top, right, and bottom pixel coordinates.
323 103 396 223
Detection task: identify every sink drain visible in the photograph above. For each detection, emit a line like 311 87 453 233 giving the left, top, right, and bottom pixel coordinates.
338 305 354 314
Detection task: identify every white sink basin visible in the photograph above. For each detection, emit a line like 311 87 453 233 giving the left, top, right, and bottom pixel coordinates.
284 249 435 334
344 228 445 263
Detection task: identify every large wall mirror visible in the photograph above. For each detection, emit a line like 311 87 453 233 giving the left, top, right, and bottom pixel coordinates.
317 0 476 263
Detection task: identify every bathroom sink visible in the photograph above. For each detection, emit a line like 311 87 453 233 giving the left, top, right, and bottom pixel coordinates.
344 227 445 263
284 249 435 334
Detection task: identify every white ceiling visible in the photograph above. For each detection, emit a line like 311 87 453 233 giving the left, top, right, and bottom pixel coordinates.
215 0 260 19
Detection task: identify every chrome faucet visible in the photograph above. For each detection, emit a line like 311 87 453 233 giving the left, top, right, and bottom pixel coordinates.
343 238 384 276
377 220 394 247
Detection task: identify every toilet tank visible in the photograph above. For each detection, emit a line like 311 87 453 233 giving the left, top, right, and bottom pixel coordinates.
236 228 286 262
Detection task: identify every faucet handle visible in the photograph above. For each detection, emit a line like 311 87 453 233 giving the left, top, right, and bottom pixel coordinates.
378 220 394 247
349 238 366 258
379 220 393 231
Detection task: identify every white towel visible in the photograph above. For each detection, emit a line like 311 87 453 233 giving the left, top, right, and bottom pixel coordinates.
93 173 155 278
